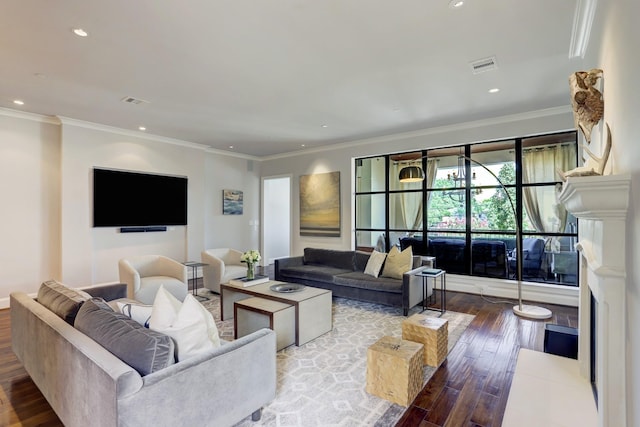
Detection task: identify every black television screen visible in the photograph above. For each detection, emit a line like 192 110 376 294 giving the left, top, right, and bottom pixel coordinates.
93 168 188 227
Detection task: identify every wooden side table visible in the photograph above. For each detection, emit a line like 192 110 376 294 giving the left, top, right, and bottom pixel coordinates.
234 297 295 351
366 336 424 406
402 313 448 367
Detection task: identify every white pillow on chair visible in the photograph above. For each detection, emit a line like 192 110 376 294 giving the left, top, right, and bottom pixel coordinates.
148 286 221 361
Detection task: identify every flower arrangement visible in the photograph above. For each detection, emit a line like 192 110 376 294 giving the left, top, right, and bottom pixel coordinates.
241 250 261 279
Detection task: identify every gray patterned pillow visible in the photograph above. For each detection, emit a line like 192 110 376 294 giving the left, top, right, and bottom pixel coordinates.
75 298 175 376
37 280 92 325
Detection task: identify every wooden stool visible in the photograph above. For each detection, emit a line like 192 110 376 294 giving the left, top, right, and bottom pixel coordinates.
402 314 448 367
366 336 424 406
234 297 295 351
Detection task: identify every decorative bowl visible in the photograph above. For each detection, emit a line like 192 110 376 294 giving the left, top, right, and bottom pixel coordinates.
270 283 305 293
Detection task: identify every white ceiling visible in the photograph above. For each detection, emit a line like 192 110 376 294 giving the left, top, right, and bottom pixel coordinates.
0 0 585 157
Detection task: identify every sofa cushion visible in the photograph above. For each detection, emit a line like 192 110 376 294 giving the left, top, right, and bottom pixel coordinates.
148 286 221 361
303 248 354 270
333 272 403 293
381 246 413 279
75 298 175 376
278 265 352 282
37 280 92 325
364 250 387 278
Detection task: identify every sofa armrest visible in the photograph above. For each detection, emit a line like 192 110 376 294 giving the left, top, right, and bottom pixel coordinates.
121 329 277 426
84 283 128 301
156 256 188 284
201 250 225 290
274 256 304 281
401 266 432 316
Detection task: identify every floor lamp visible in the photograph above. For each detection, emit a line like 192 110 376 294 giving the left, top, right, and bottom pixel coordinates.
399 155 552 320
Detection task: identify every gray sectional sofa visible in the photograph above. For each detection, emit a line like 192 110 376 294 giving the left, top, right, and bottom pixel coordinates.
11 281 276 427
275 248 429 315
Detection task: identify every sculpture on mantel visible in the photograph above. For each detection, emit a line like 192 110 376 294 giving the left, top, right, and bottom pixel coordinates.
569 68 604 143
558 122 612 181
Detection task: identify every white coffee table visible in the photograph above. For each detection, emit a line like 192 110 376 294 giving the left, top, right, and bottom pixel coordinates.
220 280 332 346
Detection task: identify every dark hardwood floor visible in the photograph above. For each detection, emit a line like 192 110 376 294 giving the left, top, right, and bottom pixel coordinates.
395 292 578 427
0 284 577 427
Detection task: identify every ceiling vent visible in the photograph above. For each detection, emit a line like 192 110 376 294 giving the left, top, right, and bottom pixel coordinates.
469 56 498 74
121 96 149 105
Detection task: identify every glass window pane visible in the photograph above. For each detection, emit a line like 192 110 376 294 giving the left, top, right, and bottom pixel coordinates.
427 147 465 190
389 192 423 230
471 234 512 278
355 156 386 192
425 232 467 274
549 247 578 286
356 230 386 252
522 132 577 184
521 185 568 233
427 190 465 230
390 152 423 191
470 141 516 187
471 189 516 232
393 232 427 255
355 194 385 229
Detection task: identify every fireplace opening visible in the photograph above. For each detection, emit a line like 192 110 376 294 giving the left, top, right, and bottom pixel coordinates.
590 291 598 405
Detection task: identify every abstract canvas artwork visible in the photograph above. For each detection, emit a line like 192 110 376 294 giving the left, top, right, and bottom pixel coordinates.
299 171 340 237
222 189 243 215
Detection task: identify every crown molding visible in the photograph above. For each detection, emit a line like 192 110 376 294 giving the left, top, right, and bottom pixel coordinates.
56 116 213 151
263 105 572 161
0 107 60 125
569 0 598 58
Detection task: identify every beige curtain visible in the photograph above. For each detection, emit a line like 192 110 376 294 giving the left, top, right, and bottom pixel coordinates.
522 145 576 249
391 159 437 230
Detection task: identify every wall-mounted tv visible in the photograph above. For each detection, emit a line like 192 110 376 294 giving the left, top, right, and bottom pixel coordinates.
93 168 188 227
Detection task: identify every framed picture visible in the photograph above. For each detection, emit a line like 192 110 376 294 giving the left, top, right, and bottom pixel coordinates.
222 189 243 215
299 171 340 237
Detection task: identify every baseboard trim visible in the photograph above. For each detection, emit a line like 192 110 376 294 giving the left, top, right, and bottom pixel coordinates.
446 275 579 307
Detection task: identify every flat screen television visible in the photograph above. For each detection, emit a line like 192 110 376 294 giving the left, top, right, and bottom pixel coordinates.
93 168 188 227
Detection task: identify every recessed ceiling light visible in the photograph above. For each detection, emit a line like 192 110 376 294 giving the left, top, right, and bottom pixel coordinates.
449 0 464 8
321 124 328 128
229 145 234 149
301 144 306 147
138 126 146 131
73 28 88 37
13 100 24 105
488 88 500 93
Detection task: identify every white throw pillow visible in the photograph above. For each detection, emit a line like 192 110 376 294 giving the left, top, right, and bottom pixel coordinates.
148 286 221 361
116 301 153 327
381 246 413 279
364 250 387 277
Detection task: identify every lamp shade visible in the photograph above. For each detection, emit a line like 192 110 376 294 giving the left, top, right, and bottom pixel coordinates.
398 166 425 182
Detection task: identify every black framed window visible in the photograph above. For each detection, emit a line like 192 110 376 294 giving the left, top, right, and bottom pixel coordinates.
354 131 579 286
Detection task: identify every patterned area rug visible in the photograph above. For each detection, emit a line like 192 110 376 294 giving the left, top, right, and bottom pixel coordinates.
197 289 474 427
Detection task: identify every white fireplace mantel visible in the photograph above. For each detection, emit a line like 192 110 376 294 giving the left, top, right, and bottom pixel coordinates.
557 173 631 427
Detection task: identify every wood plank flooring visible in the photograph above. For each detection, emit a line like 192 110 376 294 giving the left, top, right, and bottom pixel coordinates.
396 292 578 427
0 286 577 427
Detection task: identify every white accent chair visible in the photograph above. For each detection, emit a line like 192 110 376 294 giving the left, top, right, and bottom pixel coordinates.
201 248 247 294
118 255 188 304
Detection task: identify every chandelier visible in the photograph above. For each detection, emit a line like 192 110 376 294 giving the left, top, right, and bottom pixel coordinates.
444 150 480 203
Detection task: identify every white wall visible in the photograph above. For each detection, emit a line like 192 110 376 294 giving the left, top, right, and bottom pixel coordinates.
0 113 261 307
261 108 575 256
585 0 640 425
204 155 261 252
0 112 61 297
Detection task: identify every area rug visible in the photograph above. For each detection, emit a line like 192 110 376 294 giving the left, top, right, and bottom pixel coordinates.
198 290 474 427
